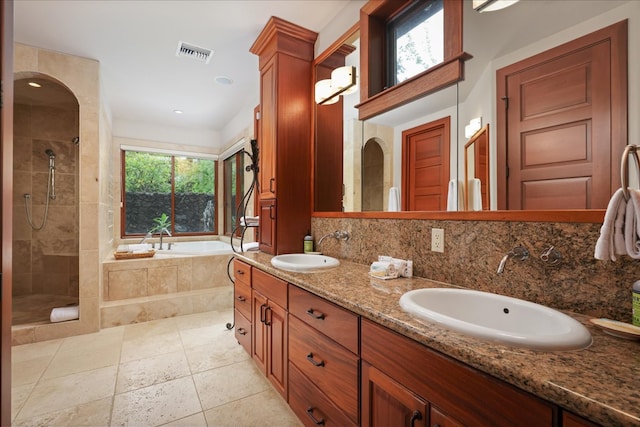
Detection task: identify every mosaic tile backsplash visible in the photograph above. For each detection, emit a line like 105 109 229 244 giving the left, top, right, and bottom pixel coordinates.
312 218 640 322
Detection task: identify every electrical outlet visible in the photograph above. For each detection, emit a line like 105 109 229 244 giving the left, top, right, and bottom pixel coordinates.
431 228 444 252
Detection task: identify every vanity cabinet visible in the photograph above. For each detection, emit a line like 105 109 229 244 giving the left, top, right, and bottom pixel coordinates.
361 318 557 427
250 17 317 254
232 260 252 354
287 285 360 426
252 268 288 399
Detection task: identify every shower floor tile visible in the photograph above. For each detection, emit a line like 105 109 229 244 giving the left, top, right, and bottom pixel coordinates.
12 294 79 325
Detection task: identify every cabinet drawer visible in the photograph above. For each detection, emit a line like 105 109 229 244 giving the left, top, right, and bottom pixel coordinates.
289 285 359 354
253 268 287 309
289 362 357 427
234 280 252 320
289 315 359 422
233 259 252 287
234 309 251 354
361 319 555 426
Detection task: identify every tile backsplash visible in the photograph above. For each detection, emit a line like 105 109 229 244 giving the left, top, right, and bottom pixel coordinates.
312 217 640 321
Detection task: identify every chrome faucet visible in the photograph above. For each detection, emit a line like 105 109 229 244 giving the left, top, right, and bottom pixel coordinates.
139 231 152 244
159 227 172 250
497 246 529 274
317 230 350 246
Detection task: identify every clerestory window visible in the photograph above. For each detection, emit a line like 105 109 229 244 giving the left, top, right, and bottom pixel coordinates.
121 149 217 237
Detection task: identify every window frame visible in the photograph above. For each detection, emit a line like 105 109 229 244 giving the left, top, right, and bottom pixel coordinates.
223 149 245 237
120 149 218 238
358 0 468 120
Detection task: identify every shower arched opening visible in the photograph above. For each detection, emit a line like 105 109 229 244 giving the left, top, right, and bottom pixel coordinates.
12 74 80 326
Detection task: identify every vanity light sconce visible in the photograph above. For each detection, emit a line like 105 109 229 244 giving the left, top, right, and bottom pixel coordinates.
472 0 519 12
315 65 357 105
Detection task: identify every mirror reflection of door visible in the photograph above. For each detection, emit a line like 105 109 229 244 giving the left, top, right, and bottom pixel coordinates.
464 125 489 211
402 117 451 211
362 139 384 211
498 21 627 210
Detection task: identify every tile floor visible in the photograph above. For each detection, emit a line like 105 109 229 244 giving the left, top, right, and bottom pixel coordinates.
11 309 303 426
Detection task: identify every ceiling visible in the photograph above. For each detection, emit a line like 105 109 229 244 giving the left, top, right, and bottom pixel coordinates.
13 0 352 145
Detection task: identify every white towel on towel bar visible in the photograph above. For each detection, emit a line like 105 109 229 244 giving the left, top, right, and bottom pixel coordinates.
624 189 640 258
594 188 627 261
388 187 400 212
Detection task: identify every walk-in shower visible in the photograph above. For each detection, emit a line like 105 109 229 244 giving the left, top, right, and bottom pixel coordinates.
13 76 80 326
24 148 56 230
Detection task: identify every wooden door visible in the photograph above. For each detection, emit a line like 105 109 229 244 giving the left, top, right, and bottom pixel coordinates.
402 117 450 211
266 301 287 399
1 1 13 424
362 361 428 427
498 21 627 210
252 290 268 374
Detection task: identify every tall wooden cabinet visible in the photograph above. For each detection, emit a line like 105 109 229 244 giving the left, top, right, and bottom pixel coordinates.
250 17 317 254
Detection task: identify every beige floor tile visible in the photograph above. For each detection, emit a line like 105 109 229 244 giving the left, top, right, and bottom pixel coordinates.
11 383 35 422
203 389 302 427
174 309 233 331
115 349 191 394
184 339 250 374
179 323 234 349
12 338 62 363
122 316 178 342
159 411 207 427
120 330 183 363
11 354 53 386
110 376 202 427
192 360 270 411
42 336 121 380
12 397 112 427
16 365 117 420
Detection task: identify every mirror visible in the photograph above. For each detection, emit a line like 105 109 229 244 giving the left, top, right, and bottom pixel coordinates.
464 125 489 211
313 0 635 221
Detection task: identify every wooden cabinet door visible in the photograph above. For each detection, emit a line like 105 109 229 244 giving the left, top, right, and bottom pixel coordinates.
252 290 268 374
259 55 277 200
266 301 287 399
362 361 427 427
430 406 463 427
258 198 276 254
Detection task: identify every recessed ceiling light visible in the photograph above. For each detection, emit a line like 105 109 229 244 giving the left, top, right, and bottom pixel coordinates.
215 76 233 85
173 109 184 114
28 82 41 88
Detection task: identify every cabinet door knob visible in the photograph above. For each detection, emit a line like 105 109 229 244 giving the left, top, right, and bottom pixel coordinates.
260 304 267 323
269 177 275 193
236 269 244 275
264 306 272 326
410 410 422 427
306 308 325 320
306 407 325 425
306 353 325 367
237 327 247 336
236 295 246 302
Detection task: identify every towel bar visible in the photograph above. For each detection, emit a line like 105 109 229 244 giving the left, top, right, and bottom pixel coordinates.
621 144 640 200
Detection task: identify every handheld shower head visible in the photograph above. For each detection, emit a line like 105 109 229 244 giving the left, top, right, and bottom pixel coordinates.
45 149 56 159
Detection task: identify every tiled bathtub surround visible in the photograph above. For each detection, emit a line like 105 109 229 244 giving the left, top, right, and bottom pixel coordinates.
100 254 233 327
312 217 636 321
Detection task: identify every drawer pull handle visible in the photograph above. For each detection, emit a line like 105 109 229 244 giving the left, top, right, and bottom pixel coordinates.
260 304 267 323
306 353 325 367
306 407 325 425
264 306 272 326
237 327 247 336
236 295 246 302
410 410 422 427
306 308 325 320
236 269 244 275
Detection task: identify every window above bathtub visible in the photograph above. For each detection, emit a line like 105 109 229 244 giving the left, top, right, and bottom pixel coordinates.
121 148 218 237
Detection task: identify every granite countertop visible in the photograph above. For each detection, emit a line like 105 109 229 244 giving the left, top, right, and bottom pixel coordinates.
236 252 640 427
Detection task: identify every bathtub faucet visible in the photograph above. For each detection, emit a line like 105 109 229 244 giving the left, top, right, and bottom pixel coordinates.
159 228 172 250
139 232 152 244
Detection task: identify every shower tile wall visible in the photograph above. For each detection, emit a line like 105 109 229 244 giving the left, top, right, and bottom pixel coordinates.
13 101 80 302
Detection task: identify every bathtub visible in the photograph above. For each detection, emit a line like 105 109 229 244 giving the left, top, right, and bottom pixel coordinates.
155 240 233 255
102 239 238 328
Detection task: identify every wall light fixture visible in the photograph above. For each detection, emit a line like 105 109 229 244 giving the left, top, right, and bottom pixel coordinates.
315 65 357 105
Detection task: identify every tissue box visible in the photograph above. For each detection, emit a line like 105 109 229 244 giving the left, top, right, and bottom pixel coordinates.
369 261 399 279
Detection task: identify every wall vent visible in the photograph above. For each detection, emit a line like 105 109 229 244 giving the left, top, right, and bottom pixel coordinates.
176 41 214 64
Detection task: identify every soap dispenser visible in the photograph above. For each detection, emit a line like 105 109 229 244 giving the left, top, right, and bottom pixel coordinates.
304 232 313 253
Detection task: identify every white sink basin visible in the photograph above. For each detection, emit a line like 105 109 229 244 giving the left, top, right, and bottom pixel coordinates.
399 288 592 351
271 253 340 273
